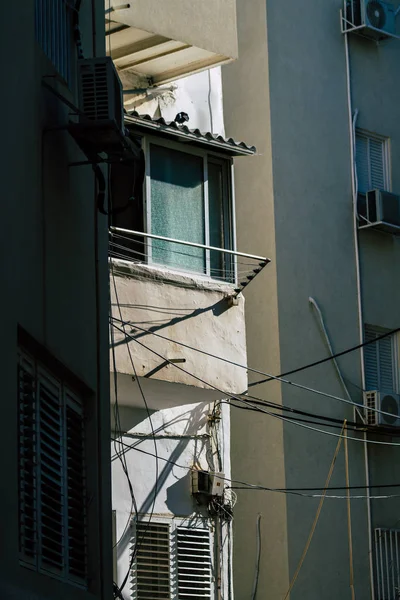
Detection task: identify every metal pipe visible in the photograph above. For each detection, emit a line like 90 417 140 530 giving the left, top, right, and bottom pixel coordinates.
105 3 130 14
109 226 270 263
344 30 375 600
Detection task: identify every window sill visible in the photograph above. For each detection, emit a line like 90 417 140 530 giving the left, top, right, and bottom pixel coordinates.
109 257 237 294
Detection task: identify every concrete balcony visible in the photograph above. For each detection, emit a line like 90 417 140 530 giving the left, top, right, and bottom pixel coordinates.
106 0 238 85
109 258 248 410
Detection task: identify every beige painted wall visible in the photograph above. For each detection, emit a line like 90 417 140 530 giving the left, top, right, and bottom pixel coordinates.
223 0 400 599
110 262 248 403
110 0 238 60
0 2 112 599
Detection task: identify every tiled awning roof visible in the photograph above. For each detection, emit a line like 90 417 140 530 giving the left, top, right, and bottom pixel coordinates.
124 111 256 156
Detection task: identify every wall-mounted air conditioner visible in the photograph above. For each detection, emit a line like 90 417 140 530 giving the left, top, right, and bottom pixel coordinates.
192 470 224 498
69 57 125 155
364 390 400 427
343 0 396 40
358 189 400 234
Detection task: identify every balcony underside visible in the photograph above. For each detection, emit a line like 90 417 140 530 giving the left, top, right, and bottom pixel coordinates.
106 0 238 85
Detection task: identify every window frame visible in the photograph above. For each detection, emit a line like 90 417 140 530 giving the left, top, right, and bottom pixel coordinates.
364 325 399 394
142 134 237 282
129 515 214 600
355 129 391 194
18 332 91 590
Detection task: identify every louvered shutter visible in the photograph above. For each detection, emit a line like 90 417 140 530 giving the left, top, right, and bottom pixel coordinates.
18 352 37 563
364 326 379 390
177 527 211 599
356 132 387 194
378 336 394 391
369 138 385 190
65 390 87 581
356 133 370 194
134 522 171 599
37 371 65 574
364 326 395 392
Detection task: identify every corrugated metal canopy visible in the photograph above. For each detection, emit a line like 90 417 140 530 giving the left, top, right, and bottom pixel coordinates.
124 112 256 156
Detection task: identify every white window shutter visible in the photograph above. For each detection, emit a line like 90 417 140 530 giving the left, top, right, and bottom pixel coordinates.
364 325 395 392
378 336 394 391
177 527 212 599
369 138 385 190
356 133 370 194
356 132 387 194
134 522 171 599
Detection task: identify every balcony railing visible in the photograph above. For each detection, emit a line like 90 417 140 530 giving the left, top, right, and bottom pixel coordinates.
109 227 270 296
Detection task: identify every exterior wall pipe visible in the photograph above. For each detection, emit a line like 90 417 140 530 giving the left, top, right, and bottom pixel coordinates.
344 29 375 600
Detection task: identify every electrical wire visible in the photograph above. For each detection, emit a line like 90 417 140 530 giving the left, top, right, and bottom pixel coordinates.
110 437 400 500
225 399 400 438
111 321 400 445
110 263 159 596
110 316 400 422
249 326 400 388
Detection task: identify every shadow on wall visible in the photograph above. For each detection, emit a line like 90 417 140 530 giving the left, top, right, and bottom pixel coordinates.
115 401 210 559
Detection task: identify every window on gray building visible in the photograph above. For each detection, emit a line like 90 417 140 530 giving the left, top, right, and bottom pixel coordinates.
355 130 389 194
364 325 397 393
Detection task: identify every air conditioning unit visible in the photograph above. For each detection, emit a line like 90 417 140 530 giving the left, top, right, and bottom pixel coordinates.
358 189 400 234
192 470 224 498
344 0 396 40
364 390 400 427
69 57 125 155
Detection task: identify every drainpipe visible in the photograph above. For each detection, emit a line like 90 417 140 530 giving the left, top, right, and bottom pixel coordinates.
344 30 375 600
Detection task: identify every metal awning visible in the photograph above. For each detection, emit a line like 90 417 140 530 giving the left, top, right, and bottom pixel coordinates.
124 112 256 157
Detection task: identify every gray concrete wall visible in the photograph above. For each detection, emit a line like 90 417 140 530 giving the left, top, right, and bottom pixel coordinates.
0 2 111 599
223 0 400 598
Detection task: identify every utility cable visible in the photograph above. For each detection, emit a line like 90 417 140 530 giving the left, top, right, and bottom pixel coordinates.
111 321 400 446
110 316 399 421
227 399 400 439
110 266 159 596
282 422 346 600
110 437 400 500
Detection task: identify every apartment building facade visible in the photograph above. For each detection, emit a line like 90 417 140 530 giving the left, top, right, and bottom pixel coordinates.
0 2 112 600
106 3 272 598
223 1 400 599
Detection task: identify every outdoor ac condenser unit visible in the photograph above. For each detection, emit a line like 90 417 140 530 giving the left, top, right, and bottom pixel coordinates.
344 0 395 39
69 57 125 155
358 189 400 234
364 390 400 427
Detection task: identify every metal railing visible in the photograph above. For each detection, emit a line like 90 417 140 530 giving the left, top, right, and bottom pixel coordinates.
109 227 270 296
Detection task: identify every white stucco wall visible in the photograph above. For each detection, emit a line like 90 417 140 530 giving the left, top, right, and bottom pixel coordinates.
125 67 225 135
112 400 233 600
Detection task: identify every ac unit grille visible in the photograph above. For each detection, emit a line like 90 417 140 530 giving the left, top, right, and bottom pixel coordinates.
177 528 211 599
134 523 171 599
366 0 387 28
80 63 111 122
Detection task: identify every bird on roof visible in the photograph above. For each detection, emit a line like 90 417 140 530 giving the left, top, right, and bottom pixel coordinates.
174 112 190 124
